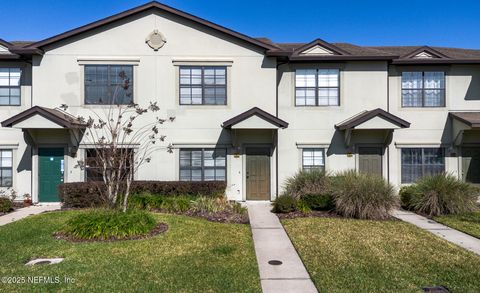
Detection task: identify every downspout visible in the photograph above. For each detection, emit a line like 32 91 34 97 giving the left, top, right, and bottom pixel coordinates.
386 61 390 183
275 59 289 200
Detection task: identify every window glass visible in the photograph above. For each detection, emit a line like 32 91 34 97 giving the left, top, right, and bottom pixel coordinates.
402 72 445 107
179 67 227 105
179 148 226 181
85 65 133 104
401 148 445 183
0 68 21 105
0 150 12 187
295 69 339 106
302 148 325 171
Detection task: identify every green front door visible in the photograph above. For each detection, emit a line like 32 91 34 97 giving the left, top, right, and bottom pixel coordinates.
38 147 64 202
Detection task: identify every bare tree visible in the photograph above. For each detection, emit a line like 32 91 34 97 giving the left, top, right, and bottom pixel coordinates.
67 70 174 212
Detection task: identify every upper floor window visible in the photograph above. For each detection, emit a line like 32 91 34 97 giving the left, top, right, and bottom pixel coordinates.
0 68 21 106
0 150 12 187
402 71 445 107
295 69 339 106
180 66 227 105
84 65 133 105
180 148 226 181
302 148 325 171
401 148 445 183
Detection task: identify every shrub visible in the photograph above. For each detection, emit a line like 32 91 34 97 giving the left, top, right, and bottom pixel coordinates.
405 174 479 217
61 209 157 240
159 196 192 213
283 169 331 200
59 181 227 209
332 170 398 220
302 194 334 211
399 185 417 210
0 197 12 213
272 195 298 213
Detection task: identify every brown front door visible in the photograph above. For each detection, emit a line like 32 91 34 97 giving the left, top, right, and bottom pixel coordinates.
246 147 271 200
462 147 480 184
358 147 383 177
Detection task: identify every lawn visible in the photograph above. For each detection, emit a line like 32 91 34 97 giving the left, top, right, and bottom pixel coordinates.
283 217 480 293
0 211 261 292
434 211 480 239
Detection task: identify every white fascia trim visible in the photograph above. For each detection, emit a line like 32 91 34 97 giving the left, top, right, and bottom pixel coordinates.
172 58 233 66
296 143 330 149
77 56 140 65
0 143 19 149
172 143 232 149
395 142 447 148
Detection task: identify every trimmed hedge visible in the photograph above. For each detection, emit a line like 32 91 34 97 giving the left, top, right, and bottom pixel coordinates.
59 181 226 209
0 197 12 213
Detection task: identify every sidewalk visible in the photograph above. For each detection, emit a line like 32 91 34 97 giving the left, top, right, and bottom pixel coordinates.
0 204 61 226
247 201 317 293
392 209 480 255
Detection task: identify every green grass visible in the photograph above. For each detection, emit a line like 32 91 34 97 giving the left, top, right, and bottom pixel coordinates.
434 211 480 239
0 211 261 292
283 217 480 293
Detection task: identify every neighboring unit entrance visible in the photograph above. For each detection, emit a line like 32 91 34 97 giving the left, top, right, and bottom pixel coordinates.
38 147 64 202
462 147 480 184
358 147 383 177
246 147 271 200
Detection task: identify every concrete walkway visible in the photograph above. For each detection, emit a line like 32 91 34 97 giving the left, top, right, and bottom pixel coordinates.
392 209 480 255
0 204 61 226
247 201 317 293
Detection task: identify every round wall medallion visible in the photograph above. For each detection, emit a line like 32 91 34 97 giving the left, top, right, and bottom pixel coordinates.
146 29 166 51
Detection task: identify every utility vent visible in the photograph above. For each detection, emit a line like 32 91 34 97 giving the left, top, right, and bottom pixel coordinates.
422 286 451 293
25 258 64 266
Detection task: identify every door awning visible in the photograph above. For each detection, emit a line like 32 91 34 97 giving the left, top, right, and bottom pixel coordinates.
449 112 480 146
335 108 410 130
222 107 288 129
1 106 87 129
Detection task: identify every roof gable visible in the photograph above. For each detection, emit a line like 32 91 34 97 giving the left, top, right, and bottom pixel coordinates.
401 46 450 59
1 106 87 129
222 107 288 129
24 1 276 52
292 39 350 56
335 108 410 130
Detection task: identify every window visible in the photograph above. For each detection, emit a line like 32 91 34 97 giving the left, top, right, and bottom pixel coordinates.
180 148 226 181
302 148 325 171
85 149 133 182
401 148 445 183
0 68 21 105
402 71 445 107
0 150 12 187
296 69 339 106
85 65 133 104
180 66 226 105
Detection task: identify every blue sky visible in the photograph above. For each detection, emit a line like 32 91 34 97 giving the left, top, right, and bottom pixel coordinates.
1 0 480 48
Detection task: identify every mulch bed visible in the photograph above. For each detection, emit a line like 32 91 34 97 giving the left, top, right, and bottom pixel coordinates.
183 210 249 224
53 222 168 243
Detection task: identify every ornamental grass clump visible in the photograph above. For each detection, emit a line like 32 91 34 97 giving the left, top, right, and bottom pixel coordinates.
332 170 397 220
283 169 332 200
400 173 479 217
62 209 157 240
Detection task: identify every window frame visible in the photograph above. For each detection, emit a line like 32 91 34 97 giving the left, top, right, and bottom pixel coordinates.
179 148 227 181
0 67 21 106
401 71 446 108
84 64 134 105
179 66 227 106
302 148 326 171
295 68 340 107
0 149 13 187
401 147 445 183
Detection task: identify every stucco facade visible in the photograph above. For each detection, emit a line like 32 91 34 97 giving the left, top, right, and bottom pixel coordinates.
1 2 479 202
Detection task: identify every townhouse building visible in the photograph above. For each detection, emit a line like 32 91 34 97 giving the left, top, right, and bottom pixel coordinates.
0 1 479 202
